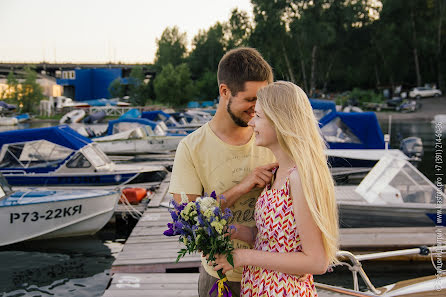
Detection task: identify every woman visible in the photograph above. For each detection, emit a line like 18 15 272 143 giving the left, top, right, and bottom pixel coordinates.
213 81 339 296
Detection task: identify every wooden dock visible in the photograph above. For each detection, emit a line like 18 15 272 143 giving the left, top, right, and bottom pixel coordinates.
104 174 439 296
104 273 374 297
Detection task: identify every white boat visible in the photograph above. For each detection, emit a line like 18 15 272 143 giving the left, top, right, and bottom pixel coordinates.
59 109 86 124
93 127 183 155
336 154 446 228
0 117 18 126
0 126 168 187
322 246 446 296
0 175 120 246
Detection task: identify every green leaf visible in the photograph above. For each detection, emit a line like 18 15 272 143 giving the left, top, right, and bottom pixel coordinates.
227 253 234 268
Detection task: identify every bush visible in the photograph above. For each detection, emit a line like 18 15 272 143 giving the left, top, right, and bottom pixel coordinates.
335 88 385 106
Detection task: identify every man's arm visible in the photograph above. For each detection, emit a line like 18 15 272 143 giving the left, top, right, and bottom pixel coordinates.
172 162 277 207
218 162 277 209
172 193 200 204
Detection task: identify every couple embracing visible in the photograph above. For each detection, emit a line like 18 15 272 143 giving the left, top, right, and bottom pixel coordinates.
169 47 339 297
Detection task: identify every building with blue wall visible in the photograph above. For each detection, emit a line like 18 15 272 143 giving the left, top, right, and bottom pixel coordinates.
57 68 122 101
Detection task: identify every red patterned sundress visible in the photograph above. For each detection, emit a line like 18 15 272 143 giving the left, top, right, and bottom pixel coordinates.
241 168 318 297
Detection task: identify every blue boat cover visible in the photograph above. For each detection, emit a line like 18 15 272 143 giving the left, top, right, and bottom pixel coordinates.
84 98 119 106
187 101 200 108
107 118 158 135
321 112 385 149
119 108 141 119
141 110 171 121
309 98 336 112
0 125 91 151
201 101 215 108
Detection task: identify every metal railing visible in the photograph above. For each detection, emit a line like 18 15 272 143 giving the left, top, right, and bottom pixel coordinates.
333 245 446 295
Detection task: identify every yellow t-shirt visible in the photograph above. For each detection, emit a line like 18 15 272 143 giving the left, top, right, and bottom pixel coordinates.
169 122 275 282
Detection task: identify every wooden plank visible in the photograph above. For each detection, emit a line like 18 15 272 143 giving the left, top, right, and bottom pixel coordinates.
111 273 199 283
147 180 170 208
111 261 201 273
103 273 352 297
104 290 198 297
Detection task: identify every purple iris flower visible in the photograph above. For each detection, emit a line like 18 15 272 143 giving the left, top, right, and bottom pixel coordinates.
170 211 178 221
197 214 206 226
163 228 175 236
210 191 217 199
174 221 183 229
206 226 213 236
163 222 175 236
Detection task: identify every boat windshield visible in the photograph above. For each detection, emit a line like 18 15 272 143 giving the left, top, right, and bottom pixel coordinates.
321 117 362 144
356 155 446 205
0 173 13 198
0 140 73 169
113 122 155 136
82 144 111 168
313 109 332 121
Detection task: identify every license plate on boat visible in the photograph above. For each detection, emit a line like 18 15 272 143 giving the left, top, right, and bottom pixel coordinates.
9 205 82 224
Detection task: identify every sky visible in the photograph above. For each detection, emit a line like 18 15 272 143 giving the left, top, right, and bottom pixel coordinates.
0 0 253 64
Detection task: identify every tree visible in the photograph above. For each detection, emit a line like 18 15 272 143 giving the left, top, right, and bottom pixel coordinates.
225 8 252 49
194 71 218 101
249 0 298 83
188 23 226 79
20 66 44 113
128 66 150 106
3 71 19 102
108 78 126 98
154 26 188 70
153 63 196 107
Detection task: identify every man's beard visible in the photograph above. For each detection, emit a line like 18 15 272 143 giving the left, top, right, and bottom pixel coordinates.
227 96 249 127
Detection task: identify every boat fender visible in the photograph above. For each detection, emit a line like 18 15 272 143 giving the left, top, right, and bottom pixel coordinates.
120 187 147 204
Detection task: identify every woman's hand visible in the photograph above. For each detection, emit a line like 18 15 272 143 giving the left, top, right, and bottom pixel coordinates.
211 249 243 274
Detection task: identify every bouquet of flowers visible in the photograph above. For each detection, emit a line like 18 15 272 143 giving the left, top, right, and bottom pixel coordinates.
163 191 235 297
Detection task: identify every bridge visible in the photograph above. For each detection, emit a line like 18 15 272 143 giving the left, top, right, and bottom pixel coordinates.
0 62 156 79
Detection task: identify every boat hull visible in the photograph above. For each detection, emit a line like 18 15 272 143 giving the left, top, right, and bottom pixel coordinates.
2 170 167 186
0 190 120 246
96 137 182 155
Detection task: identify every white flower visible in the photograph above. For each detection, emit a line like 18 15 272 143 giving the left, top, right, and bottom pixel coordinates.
198 196 217 212
180 192 189 204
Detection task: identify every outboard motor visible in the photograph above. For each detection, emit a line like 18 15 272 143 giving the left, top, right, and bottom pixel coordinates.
400 137 423 163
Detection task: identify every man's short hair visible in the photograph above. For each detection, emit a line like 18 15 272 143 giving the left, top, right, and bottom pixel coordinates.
217 47 273 96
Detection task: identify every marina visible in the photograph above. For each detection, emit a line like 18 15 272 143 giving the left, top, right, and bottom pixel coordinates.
0 103 444 296
1 0 446 294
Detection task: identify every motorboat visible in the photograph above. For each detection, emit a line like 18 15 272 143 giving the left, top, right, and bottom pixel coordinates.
14 113 30 123
320 246 446 296
0 117 18 126
337 154 446 228
142 110 204 130
82 110 106 124
93 118 184 155
310 99 423 167
0 125 167 187
0 174 120 246
59 109 86 124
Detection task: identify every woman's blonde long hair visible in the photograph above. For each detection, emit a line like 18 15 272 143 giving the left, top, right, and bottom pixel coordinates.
257 81 339 265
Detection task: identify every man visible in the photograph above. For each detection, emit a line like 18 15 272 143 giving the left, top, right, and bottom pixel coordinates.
169 47 277 296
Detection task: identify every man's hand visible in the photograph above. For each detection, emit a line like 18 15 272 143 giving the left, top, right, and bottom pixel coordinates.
236 162 278 195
